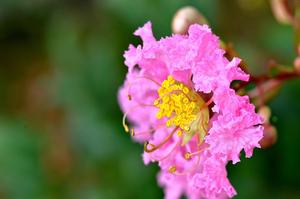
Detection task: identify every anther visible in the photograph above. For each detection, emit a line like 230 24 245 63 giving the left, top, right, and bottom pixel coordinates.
144 142 156 152
153 99 159 106
183 87 189 94
167 75 174 82
128 94 132 101
168 165 177 173
184 152 191 160
131 128 135 136
166 120 172 127
173 153 201 176
184 126 190 131
124 125 129 133
177 130 183 137
122 113 130 133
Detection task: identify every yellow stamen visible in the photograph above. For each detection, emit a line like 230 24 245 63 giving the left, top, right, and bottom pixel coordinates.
153 75 202 130
152 75 210 146
123 76 210 156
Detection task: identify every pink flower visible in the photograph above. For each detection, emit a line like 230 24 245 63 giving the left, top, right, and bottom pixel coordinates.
118 22 263 199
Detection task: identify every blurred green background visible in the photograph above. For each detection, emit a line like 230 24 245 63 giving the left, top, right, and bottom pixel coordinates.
0 0 299 198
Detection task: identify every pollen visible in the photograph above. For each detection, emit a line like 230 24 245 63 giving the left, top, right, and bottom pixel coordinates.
153 75 203 131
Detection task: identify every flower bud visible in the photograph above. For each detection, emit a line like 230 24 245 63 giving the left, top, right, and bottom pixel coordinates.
258 106 271 123
294 57 300 74
172 6 208 35
259 125 277 149
270 0 293 25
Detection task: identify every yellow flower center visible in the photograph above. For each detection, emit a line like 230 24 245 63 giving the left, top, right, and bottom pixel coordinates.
153 76 210 145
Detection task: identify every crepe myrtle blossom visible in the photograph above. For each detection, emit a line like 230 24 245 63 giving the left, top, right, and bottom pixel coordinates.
118 22 263 199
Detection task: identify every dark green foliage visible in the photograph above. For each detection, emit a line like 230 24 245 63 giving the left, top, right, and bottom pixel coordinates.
0 0 299 198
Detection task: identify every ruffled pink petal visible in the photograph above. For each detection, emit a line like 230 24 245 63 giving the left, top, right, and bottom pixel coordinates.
134 21 156 48
124 45 142 69
191 155 237 198
158 171 185 199
118 71 158 126
206 113 263 164
225 57 249 82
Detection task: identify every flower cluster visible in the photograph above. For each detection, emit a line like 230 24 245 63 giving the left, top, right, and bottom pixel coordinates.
118 22 263 199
